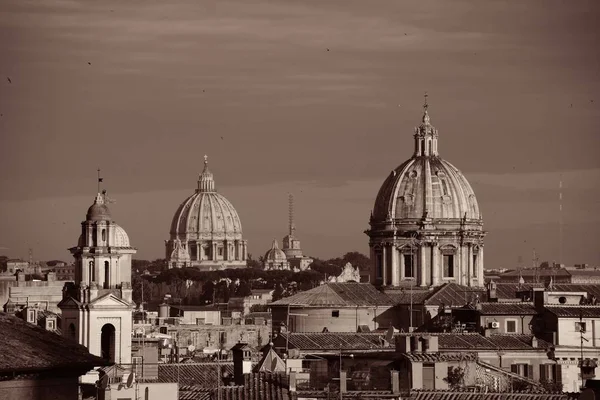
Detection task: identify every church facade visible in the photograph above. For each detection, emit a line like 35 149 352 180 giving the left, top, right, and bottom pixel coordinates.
365 96 486 288
58 191 136 364
165 156 248 270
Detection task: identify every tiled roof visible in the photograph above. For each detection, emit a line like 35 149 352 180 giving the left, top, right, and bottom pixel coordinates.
436 333 550 351
546 306 600 318
501 269 571 277
402 352 478 363
276 332 394 351
386 289 432 305
269 283 394 307
157 362 234 387
170 305 221 312
409 390 574 400
471 302 537 315
494 283 600 300
216 372 290 400
424 284 486 307
179 388 211 400
0 312 109 374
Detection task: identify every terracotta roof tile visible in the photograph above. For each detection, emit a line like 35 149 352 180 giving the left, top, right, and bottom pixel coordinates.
269 283 394 307
158 362 234 387
0 312 109 374
475 302 537 315
277 332 394 351
217 372 290 400
436 333 549 351
546 306 600 318
402 352 478 362
410 390 574 400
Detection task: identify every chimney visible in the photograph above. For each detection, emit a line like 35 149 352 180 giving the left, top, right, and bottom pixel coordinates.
339 371 347 393
232 343 253 386
289 372 297 392
533 288 547 311
486 280 497 303
17 271 25 282
531 337 538 348
46 272 56 282
391 370 400 394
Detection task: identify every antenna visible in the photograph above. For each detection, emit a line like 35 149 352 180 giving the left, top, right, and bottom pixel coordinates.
532 249 539 285
559 176 563 267
288 193 295 236
28 248 33 267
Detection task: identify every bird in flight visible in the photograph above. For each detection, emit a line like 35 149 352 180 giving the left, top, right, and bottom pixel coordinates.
88 62 91 65
7 77 11 83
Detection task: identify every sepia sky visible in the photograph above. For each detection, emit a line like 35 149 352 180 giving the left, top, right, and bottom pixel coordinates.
1 0 599 268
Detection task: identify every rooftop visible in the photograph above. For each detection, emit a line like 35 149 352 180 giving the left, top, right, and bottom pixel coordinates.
274 332 395 352
169 305 221 312
216 372 290 400
269 283 394 307
0 312 109 374
409 390 576 400
545 305 600 318
457 302 537 315
388 283 486 307
158 362 234 388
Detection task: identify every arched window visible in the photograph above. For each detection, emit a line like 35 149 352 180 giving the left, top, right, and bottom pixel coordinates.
101 229 106 242
100 324 116 362
104 261 110 288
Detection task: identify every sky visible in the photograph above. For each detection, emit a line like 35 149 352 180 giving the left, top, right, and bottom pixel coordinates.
0 0 599 268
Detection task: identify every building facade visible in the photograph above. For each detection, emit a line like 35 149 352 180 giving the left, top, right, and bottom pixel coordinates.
58 191 136 364
263 240 290 270
366 96 485 288
165 156 248 270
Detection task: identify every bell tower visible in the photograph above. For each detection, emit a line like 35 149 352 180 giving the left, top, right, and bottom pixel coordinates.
59 177 136 365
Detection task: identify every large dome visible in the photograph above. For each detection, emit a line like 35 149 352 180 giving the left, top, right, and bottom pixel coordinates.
373 157 480 221
365 95 485 289
169 191 243 239
165 156 248 270
372 99 481 223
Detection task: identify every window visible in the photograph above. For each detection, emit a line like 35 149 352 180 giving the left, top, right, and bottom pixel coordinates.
27 310 35 323
219 331 227 344
473 254 478 277
404 254 414 278
511 364 533 378
47 320 56 330
506 319 517 333
204 247 210 257
101 229 106 242
196 318 205 325
376 254 383 278
332 310 340 318
218 247 223 256
576 321 587 333
443 255 454 277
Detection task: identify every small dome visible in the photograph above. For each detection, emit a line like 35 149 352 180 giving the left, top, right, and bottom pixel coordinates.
113 224 130 247
86 193 112 221
265 240 287 262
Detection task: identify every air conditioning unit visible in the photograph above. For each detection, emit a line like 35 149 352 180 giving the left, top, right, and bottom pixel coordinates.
489 321 500 329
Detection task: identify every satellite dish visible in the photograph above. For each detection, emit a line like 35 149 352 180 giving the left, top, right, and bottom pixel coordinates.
97 374 109 390
385 326 395 342
126 373 135 388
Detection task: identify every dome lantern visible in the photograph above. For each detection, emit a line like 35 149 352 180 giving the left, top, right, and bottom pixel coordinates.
197 155 216 193
413 92 439 157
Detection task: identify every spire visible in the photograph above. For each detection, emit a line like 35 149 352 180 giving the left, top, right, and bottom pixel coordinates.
197 155 216 192
422 92 430 125
272 239 280 249
288 193 295 237
413 92 439 157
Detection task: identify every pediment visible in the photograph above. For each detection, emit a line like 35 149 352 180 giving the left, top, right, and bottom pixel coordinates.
89 293 133 308
58 297 82 309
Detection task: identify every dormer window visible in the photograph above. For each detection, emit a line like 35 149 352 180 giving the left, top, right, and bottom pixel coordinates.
576 321 587 333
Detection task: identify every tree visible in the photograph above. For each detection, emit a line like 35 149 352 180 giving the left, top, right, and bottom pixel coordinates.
272 284 285 302
246 254 263 270
235 280 252 297
443 366 465 389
